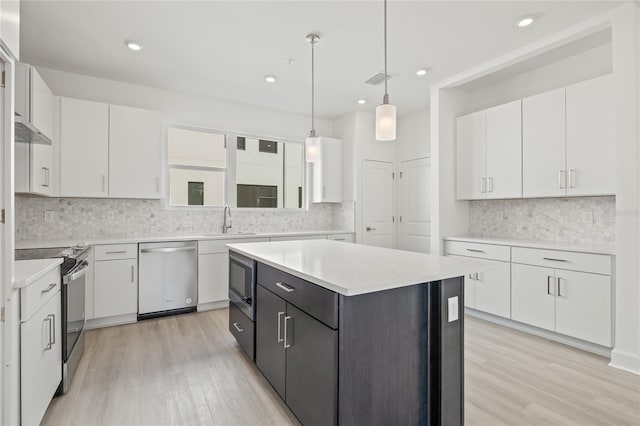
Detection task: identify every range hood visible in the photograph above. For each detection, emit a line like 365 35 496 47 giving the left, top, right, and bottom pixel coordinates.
15 114 52 145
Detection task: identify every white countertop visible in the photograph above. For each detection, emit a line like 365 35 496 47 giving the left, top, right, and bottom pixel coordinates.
227 240 488 296
15 230 354 250
13 258 63 289
444 236 615 255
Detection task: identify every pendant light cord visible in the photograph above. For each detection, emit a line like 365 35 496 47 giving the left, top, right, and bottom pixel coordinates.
383 0 388 102
311 39 315 137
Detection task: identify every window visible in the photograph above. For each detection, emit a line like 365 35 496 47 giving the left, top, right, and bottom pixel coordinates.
237 136 246 151
167 127 226 207
235 136 304 209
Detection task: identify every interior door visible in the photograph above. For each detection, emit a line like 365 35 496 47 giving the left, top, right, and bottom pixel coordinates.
285 303 338 426
362 160 395 248
398 157 430 253
255 285 286 398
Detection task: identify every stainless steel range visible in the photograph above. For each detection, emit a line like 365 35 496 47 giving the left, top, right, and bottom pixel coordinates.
16 245 90 394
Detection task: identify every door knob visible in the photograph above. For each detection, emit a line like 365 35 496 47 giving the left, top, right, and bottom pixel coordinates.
366 226 377 232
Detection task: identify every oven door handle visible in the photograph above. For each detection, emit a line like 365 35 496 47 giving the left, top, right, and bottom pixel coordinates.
229 254 254 269
64 265 90 284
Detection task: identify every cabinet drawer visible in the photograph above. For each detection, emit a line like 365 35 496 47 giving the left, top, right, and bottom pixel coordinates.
94 244 138 261
445 240 510 262
229 301 255 360
258 263 338 329
20 267 61 322
512 247 611 275
270 235 327 242
199 238 268 255
327 233 354 243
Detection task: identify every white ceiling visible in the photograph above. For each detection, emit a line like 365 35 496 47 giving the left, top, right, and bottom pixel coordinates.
20 1 623 119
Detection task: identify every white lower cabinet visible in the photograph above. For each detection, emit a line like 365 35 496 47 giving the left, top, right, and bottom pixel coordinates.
21 289 62 426
93 245 138 319
327 233 355 243
511 256 612 347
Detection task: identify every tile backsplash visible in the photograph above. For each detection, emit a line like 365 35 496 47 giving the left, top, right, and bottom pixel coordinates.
469 196 615 245
16 196 354 241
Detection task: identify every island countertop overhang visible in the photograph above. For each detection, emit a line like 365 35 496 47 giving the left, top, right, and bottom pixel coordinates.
226 239 489 296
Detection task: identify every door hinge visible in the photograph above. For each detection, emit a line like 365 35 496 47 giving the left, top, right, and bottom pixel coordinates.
400 216 403 222
392 216 395 223
0 71 5 88
1 307 5 322
400 171 403 178
0 209 5 224
392 172 395 179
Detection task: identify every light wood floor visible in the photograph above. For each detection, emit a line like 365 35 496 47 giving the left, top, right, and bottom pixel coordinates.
42 310 640 426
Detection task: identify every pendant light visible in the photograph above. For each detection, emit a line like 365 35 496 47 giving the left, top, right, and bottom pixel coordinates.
375 0 397 141
305 33 321 163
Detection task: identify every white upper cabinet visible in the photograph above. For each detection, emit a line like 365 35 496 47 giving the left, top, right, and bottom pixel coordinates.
0 0 20 59
109 105 163 199
311 137 343 203
456 110 486 200
456 101 521 200
485 100 522 199
523 88 567 197
59 97 110 197
566 74 615 196
15 63 54 143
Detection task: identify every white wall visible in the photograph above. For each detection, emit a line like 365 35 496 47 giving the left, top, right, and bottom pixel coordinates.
397 107 430 162
37 67 333 142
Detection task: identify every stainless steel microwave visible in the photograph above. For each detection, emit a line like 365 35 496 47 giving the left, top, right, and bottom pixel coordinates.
228 252 256 320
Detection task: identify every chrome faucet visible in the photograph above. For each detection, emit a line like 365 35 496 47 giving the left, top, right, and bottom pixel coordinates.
223 205 233 234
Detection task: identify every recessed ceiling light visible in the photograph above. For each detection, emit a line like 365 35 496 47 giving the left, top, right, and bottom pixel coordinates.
265 75 277 83
515 15 535 28
357 99 366 105
125 40 143 51
416 68 429 76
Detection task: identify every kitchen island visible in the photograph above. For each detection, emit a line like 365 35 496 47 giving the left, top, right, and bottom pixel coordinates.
226 240 485 426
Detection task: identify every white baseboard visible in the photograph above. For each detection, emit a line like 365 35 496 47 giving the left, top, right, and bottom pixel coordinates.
465 308 612 358
609 349 640 375
197 300 229 312
86 313 137 330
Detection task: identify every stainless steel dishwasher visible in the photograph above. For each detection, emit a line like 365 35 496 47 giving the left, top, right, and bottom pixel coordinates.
138 241 198 319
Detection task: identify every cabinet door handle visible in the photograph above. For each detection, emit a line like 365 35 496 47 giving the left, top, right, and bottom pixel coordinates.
232 322 244 333
106 250 127 255
42 167 50 187
557 277 564 297
466 248 485 253
487 177 494 193
547 276 555 296
275 282 295 293
131 265 135 283
40 283 57 294
277 311 285 342
474 272 480 281
283 315 292 349
559 170 566 189
543 257 568 263
480 177 486 194
468 274 475 280
569 169 576 188
43 317 52 350
48 314 56 345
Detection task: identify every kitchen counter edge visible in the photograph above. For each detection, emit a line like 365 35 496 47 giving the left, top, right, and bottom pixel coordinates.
444 236 615 256
13 258 63 289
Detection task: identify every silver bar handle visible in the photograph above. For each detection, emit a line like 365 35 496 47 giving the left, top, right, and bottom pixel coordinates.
559 170 566 189
547 276 555 295
43 317 52 350
569 169 576 188
276 282 295 293
480 177 486 193
488 177 494 193
64 266 88 284
233 322 244 333
468 274 475 280
283 316 292 349
140 247 196 254
106 250 127 254
543 257 568 263
40 283 57 294
48 314 56 345
466 248 485 253
277 311 285 342
474 272 480 281
131 265 135 283
42 167 50 187
557 277 564 297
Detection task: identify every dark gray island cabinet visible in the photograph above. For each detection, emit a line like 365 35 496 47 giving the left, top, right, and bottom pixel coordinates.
226 240 482 426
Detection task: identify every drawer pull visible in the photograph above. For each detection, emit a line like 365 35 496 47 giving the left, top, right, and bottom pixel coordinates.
276 282 295 293
232 322 244 333
466 249 485 253
105 250 127 254
543 257 568 263
547 276 555 296
557 277 564 297
40 283 57 294
43 317 52 350
48 314 56 344
277 311 285 342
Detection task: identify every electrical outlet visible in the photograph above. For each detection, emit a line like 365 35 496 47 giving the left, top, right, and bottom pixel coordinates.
581 210 594 224
44 210 54 223
182 220 193 229
107 210 115 220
